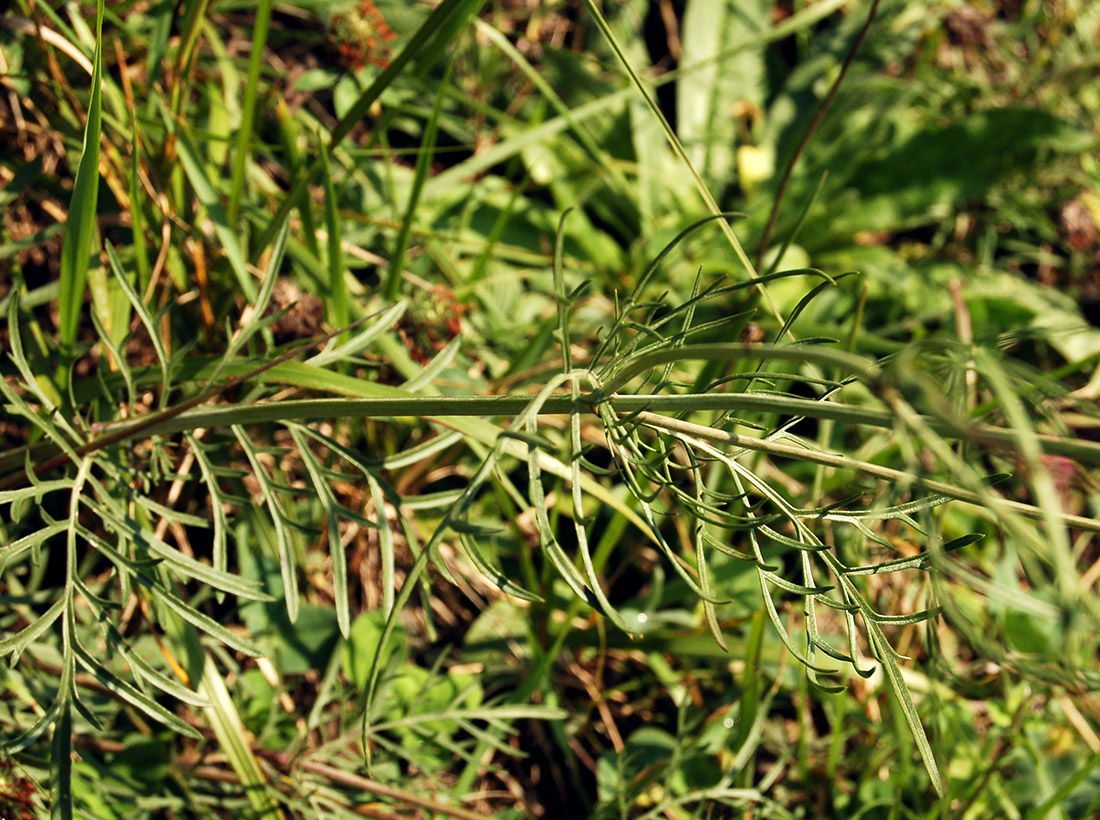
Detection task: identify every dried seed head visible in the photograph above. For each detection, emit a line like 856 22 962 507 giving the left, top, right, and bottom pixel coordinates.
739 322 765 344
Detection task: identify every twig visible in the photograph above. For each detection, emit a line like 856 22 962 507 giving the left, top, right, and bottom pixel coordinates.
635 411 1100 534
70 735 416 820
755 0 882 270
0 313 377 492
294 759 489 820
1 15 95 75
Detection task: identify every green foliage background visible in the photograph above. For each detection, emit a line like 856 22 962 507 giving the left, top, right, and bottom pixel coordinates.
2 0 1100 817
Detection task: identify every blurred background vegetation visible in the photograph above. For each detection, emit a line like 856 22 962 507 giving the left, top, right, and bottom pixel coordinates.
2 0 1100 817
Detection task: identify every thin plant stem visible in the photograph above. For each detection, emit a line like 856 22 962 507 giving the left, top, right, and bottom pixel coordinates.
756 0 882 270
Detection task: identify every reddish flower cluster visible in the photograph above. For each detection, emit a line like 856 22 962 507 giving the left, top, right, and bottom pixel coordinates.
0 757 39 819
399 285 468 364
334 0 398 70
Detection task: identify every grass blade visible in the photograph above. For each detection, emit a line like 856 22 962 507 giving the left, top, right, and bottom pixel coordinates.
105 243 170 402
579 0 765 297
384 58 451 301
196 653 285 819
171 116 256 300
308 301 407 368
233 425 300 622
319 140 349 336
401 335 462 392
255 0 488 252
367 473 396 618
57 0 104 361
226 0 273 226
289 426 350 637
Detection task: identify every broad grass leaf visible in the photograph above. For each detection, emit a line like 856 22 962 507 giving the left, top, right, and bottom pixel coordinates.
678 0 770 192
57 4 104 358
